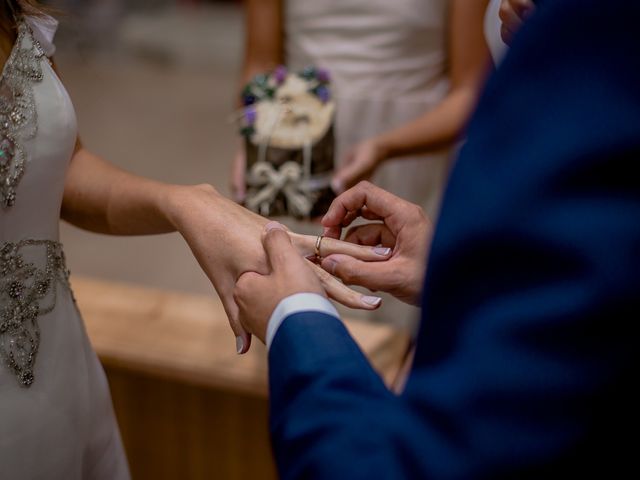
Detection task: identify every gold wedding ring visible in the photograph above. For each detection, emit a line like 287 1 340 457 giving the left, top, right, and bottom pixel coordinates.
315 235 324 259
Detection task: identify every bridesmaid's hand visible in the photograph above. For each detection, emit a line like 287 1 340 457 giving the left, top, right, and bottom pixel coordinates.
166 184 390 353
332 138 388 194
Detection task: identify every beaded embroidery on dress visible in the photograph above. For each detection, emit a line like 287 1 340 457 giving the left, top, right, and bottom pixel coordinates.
0 19 56 387
0 240 71 386
0 20 45 208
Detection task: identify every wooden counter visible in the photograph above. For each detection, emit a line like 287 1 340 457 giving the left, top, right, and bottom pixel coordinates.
75 276 409 480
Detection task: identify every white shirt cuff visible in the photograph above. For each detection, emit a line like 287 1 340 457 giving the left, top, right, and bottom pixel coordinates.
266 293 340 350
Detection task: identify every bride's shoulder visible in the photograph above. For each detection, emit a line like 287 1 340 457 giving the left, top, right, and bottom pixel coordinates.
25 14 59 57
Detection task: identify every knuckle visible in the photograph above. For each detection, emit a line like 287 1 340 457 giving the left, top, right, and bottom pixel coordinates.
233 287 243 304
341 263 362 284
409 203 425 220
232 285 244 304
266 230 289 250
501 24 512 43
498 1 511 20
384 270 405 293
356 180 373 191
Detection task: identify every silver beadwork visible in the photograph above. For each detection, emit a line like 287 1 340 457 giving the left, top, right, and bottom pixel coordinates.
0 240 72 387
0 19 46 208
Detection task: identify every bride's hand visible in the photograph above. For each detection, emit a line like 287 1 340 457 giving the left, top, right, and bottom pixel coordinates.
166 184 391 354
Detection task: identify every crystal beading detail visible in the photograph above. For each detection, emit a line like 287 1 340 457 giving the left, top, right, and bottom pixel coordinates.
0 20 46 208
0 240 72 387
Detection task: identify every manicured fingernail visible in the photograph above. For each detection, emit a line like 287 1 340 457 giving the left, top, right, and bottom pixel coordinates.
323 258 338 274
373 247 391 256
265 221 285 232
236 336 244 354
362 296 382 306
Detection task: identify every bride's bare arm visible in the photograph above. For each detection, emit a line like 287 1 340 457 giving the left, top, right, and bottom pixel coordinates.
62 142 183 235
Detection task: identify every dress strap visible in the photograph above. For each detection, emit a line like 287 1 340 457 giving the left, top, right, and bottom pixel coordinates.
25 14 58 57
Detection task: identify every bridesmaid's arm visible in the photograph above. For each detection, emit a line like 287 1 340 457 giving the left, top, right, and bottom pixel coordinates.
241 0 284 85
231 0 284 201
333 0 492 192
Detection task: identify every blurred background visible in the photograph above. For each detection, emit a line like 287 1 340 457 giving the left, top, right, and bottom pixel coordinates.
53 0 242 295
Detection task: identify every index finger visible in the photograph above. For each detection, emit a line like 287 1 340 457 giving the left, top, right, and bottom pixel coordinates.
321 181 405 234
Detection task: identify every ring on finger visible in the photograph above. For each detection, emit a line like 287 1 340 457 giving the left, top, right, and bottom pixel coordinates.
315 235 324 259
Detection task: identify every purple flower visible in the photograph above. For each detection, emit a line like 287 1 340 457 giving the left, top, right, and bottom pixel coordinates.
316 86 331 103
245 106 257 125
274 65 288 84
242 93 257 106
316 68 331 83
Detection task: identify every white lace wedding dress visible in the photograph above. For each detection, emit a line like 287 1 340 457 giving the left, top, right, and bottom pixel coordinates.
0 15 130 479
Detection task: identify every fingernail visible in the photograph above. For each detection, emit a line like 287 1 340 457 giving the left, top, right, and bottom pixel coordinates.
362 296 382 306
265 221 285 232
236 336 244 354
373 247 391 256
324 258 338 274
331 178 344 194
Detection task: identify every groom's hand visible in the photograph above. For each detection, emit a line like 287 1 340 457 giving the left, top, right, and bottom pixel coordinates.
499 0 535 45
234 222 325 343
170 185 387 354
321 182 432 306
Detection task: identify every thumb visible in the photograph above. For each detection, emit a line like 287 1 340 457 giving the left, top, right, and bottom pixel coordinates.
262 222 306 274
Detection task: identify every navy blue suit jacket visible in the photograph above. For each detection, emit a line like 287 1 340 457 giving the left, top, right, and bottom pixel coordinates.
268 0 640 477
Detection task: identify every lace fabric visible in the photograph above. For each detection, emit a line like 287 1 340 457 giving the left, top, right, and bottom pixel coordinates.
0 20 46 208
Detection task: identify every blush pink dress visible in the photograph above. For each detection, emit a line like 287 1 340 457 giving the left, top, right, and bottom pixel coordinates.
285 0 452 219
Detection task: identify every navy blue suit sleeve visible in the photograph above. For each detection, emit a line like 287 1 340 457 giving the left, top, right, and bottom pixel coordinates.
268 0 640 478
269 312 436 479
